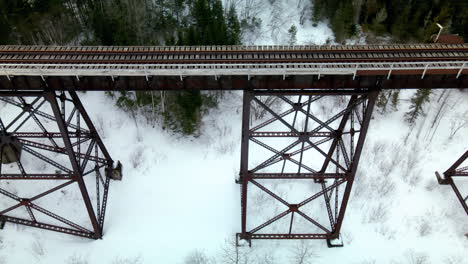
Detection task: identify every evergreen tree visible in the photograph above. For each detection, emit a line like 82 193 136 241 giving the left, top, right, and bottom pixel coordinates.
390 5 411 41
391 90 400 110
423 5 452 42
0 0 232 135
160 0 241 134
288 25 298 45
405 89 431 124
226 5 241 45
310 0 467 42
329 0 356 42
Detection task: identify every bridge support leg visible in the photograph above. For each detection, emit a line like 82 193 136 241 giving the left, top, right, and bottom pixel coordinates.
0 89 119 239
436 150 468 216
237 89 378 246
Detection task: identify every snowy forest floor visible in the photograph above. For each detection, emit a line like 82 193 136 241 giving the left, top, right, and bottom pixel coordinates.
0 1 467 263
0 89 467 264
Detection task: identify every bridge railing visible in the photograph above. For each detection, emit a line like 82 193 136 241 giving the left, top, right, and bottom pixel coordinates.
1 61 466 79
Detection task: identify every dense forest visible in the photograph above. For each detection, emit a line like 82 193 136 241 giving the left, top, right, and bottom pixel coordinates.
0 0 241 134
0 0 241 46
312 0 468 43
0 0 464 134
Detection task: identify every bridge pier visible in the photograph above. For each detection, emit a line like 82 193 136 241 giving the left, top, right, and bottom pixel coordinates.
436 150 468 216
237 88 378 247
0 87 119 239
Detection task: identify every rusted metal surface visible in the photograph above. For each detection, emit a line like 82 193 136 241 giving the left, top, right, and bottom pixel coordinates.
0 44 466 65
237 89 378 246
0 89 117 239
0 44 466 242
436 151 468 215
1 74 466 92
435 34 464 44
0 44 466 92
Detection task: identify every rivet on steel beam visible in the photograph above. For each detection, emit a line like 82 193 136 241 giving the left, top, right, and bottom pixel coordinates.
289 204 299 212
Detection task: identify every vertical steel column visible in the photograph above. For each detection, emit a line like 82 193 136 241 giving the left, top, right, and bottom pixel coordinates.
44 91 102 238
333 90 378 236
0 88 116 239
319 95 357 173
67 90 113 166
238 90 253 244
237 88 378 246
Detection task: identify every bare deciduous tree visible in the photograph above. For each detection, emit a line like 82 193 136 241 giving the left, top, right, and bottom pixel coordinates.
251 96 281 120
66 254 89 264
184 250 210 264
112 255 143 264
219 237 252 264
448 110 468 139
289 241 316 264
403 250 429 264
31 238 46 260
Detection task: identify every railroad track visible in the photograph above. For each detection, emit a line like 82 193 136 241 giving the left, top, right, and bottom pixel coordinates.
0 44 467 64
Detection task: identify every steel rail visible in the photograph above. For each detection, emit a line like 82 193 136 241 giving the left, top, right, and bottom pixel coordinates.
0 44 466 54
1 56 467 65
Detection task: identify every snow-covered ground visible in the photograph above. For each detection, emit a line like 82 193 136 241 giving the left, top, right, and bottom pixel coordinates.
1 1 467 263
1 89 467 264
229 0 334 45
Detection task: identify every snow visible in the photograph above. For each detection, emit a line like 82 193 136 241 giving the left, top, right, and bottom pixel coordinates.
0 1 467 263
1 88 467 263
233 0 334 45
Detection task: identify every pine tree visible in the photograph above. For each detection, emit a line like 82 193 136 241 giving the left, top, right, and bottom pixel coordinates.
405 89 431 124
0 0 240 135
226 5 241 45
288 25 298 45
423 5 452 42
391 90 400 110
330 0 356 43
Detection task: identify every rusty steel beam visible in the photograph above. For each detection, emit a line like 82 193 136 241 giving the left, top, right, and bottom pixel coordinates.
436 151 468 215
0 216 94 238
239 89 253 237
0 174 73 180
237 89 378 247
1 74 466 91
0 88 118 239
332 90 378 237
44 91 102 238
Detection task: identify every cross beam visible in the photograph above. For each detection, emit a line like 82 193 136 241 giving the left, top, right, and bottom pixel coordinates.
237 88 378 246
0 87 120 239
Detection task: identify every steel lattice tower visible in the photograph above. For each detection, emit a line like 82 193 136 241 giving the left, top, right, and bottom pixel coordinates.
0 88 120 238
237 88 378 246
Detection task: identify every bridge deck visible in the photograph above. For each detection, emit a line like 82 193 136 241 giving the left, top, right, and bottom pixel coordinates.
0 44 467 91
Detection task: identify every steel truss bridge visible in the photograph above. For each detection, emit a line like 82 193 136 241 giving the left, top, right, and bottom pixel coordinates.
0 44 466 246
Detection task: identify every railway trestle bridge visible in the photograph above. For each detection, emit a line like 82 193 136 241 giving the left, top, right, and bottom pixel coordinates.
0 44 466 246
